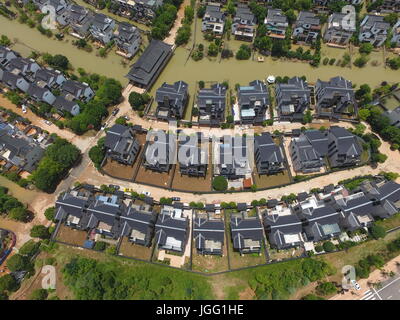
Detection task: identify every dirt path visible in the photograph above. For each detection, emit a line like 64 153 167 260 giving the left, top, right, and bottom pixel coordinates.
163 0 189 46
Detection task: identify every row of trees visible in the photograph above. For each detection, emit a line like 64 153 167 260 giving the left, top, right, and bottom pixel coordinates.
151 0 183 40
175 5 194 46
31 136 81 193
0 187 29 222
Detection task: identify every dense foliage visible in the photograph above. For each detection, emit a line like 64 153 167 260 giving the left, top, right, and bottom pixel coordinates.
89 137 106 170
31 136 81 192
62 257 213 299
212 176 228 191
151 0 183 40
0 187 28 222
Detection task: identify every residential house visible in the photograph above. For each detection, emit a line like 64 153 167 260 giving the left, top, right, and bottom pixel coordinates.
368 0 400 13
264 212 304 250
0 124 45 173
214 135 252 180
26 82 57 105
54 190 89 228
119 201 157 246
155 81 189 121
327 126 362 168
61 79 94 102
230 212 264 254
34 67 66 89
292 11 321 44
231 4 257 41
362 180 400 219
84 194 125 238
53 96 80 116
154 205 189 253
202 5 225 36
116 0 163 22
197 83 227 126
315 76 356 119
324 13 356 46
275 76 310 122
0 46 18 68
143 132 176 173
104 124 141 166
384 106 400 128
7 57 40 79
90 13 116 45
193 212 225 255
67 4 93 39
391 19 400 47
115 22 141 58
126 40 173 89
294 195 341 241
289 129 328 173
178 133 208 177
237 80 269 124
0 70 30 93
264 9 288 39
254 132 285 175
359 15 390 47
335 192 374 231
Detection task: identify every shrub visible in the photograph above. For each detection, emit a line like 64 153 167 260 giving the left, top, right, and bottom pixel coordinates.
369 224 386 239
316 281 337 296
30 225 50 239
30 289 48 300
212 176 228 191
44 207 55 222
322 241 336 253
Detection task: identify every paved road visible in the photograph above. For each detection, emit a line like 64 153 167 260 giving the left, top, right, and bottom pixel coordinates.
360 275 400 300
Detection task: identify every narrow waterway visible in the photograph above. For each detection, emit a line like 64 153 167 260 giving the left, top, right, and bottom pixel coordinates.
0 16 130 85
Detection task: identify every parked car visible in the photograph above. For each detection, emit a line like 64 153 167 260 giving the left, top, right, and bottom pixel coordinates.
112 108 119 116
124 115 130 121
109 184 120 190
141 191 151 196
21 105 27 113
351 280 361 291
44 120 52 126
171 197 181 201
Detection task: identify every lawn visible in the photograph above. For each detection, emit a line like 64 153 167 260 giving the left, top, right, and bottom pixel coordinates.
376 213 400 231
252 170 291 189
55 225 88 247
191 239 229 273
118 238 153 261
134 166 173 188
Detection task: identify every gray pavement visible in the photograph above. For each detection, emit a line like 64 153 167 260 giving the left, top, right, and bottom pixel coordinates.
360 274 400 300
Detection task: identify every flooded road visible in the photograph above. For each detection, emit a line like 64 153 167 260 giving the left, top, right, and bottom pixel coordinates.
0 176 39 205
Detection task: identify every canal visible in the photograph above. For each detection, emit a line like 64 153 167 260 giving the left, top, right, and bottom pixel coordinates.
0 16 131 85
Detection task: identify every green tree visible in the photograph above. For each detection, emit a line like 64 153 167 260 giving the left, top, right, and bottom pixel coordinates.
322 241 336 252
0 274 18 293
212 176 228 191
8 207 29 222
359 43 373 55
316 281 337 296
7 254 29 272
30 289 48 300
44 207 56 221
369 224 386 239
30 225 50 239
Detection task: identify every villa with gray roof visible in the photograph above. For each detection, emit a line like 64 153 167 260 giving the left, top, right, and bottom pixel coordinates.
155 81 189 121
292 11 321 44
119 201 157 246
230 212 264 254
143 132 176 173
290 129 328 173
53 96 80 116
34 67 66 89
7 57 40 78
264 9 288 39
0 70 30 93
264 212 304 250
324 13 356 45
275 77 310 122
231 4 257 41
384 106 400 128
359 15 390 47
104 124 141 166
126 40 172 89
0 46 18 68
155 205 189 253
90 13 116 44
202 5 225 36
315 76 356 119
114 22 141 58
54 190 89 228
391 19 400 47
27 82 56 105
197 83 227 126
61 79 94 102
237 80 269 124
368 0 400 13
67 4 93 39
178 133 208 177
116 0 162 22
327 126 362 168
254 133 284 175
193 212 225 255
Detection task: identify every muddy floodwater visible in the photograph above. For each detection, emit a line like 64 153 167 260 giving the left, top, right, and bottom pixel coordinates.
0 176 40 205
0 16 130 85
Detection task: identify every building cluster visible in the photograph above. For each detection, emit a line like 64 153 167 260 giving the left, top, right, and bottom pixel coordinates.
30 0 142 58
139 75 356 125
54 176 400 256
198 2 400 48
0 45 94 116
264 178 400 250
0 119 50 174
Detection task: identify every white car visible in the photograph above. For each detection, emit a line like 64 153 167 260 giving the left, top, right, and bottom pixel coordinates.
44 120 52 126
351 280 361 291
141 191 151 196
22 105 27 113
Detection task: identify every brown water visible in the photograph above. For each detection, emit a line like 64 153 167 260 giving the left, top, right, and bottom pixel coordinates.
0 176 39 205
0 16 131 84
